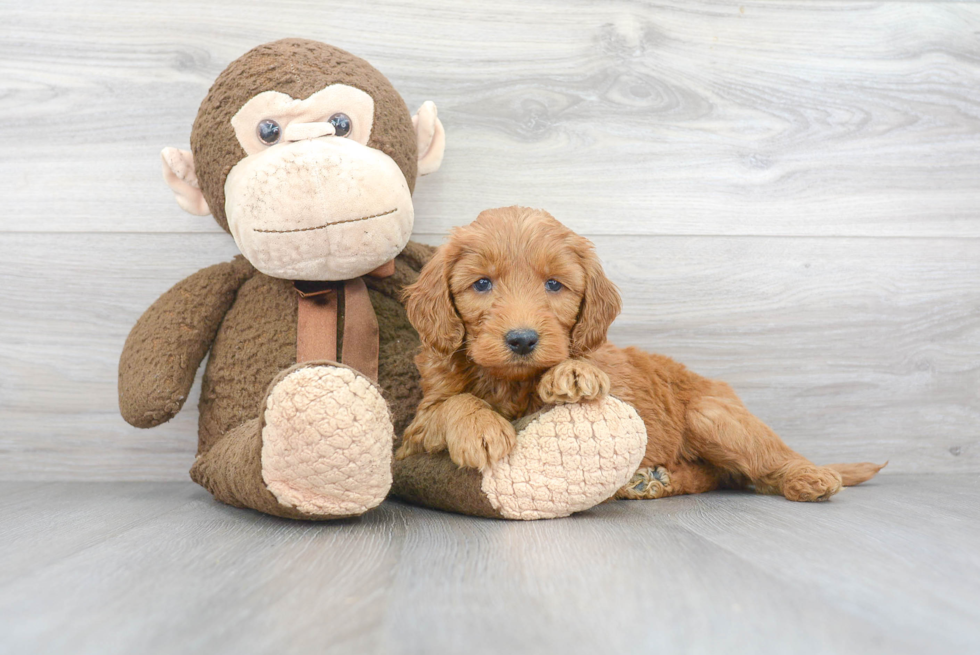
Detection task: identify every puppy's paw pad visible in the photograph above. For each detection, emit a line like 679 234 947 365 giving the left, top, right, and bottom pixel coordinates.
538 360 610 404
781 466 843 502
396 416 443 460
615 466 672 499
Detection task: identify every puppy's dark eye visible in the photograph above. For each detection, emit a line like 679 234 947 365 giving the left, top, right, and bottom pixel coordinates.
328 113 352 138
472 278 493 293
256 119 281 145
545 279 563 292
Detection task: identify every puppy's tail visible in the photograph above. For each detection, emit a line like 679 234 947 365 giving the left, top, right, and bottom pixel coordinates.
826 461 888 486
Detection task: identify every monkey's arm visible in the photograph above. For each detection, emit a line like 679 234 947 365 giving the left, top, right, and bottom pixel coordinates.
119 256 255 428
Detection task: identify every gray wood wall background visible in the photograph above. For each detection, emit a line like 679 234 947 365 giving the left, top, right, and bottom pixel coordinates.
2 0 978 480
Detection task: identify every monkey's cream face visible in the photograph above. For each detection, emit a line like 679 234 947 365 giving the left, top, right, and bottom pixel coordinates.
224 85 414 280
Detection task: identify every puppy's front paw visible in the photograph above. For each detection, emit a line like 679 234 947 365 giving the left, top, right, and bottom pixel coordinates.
394 426 424 461
395 415 444 460
538 359 610 404
446 410 517 471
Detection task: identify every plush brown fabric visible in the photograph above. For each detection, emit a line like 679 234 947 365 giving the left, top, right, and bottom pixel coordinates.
120 243 434 519
366 242 436 439
188 418 295 517
191 38 418 232
391 453 503 519
196 271 297 455
119 256 254 428
190 247 429 454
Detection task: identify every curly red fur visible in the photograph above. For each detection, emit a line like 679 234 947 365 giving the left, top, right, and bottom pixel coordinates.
397 206 885 500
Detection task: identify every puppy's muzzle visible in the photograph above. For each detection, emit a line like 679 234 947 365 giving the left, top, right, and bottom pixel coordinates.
505 329 539 356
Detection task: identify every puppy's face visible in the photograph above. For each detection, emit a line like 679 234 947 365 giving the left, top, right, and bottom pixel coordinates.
449 223 585 379
407 207 622 380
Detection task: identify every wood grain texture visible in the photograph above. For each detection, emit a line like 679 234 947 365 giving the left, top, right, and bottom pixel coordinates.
2 1 980 237
0 476 978 654
1 0 978 479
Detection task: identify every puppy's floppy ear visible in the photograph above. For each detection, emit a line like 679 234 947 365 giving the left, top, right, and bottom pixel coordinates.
404 243 465 356
570 237 621 356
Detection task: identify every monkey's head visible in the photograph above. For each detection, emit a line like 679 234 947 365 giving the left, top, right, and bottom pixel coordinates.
161 39 445 280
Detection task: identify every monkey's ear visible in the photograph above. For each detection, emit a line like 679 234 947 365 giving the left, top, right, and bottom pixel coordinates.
412 101 446 176
161 147 211 216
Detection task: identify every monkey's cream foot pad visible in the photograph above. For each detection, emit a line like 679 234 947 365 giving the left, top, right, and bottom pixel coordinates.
261 364 393 517
481 397 647 520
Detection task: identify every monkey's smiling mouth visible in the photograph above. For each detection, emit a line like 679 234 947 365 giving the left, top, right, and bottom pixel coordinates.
252 207 398 234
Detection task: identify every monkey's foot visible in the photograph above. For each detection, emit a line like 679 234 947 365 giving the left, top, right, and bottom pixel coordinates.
261 363 393 517
615 466 673 500
392 397 647 520
482 397 647 519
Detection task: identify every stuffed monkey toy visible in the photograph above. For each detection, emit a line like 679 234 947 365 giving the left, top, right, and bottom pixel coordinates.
119 39 647 521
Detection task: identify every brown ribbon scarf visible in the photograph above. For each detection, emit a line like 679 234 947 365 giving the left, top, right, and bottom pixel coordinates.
293 260 394 383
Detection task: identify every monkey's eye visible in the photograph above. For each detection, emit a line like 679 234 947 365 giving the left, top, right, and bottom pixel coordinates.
545 279 563 292
472 278 493 293
328 113 352 138
256 119 282 145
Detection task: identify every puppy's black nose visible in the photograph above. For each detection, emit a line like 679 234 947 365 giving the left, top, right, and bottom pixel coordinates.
505 329 539 356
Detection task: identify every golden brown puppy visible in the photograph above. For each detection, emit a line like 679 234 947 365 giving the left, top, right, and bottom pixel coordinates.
396 206 884 501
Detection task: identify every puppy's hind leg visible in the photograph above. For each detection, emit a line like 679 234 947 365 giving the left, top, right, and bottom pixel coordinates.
685 383 843 502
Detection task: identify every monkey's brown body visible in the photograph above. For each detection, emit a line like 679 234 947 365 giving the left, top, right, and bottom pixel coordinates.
193 253 429 451
120 38 649 521
120 246 432 519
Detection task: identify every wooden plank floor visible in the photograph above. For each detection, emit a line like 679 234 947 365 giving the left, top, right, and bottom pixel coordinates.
2 474 977 655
